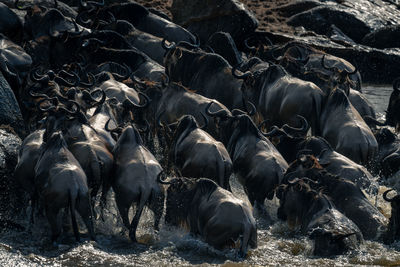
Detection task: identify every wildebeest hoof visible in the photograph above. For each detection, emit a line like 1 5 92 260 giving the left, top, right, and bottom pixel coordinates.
129 233 137 243
237 250 247 259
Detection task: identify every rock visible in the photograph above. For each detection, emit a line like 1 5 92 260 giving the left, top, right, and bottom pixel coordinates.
0 3 22 43
286 0 400 44
0 129 22 224
362 25 400 49
0 71 26 138
206 32 243 66
171 0 258 44
287 5 371 43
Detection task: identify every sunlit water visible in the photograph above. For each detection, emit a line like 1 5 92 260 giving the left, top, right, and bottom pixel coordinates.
2 85 400 266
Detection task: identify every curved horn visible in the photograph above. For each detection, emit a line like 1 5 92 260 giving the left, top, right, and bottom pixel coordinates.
79 72 95 87
343 64 357 75
383 189 397 202
205 101 232 118
288 177 301 184
177 34 201 49
161 38 176 50
282 115 309 135
262 125 291 137
232 65 251 80
157 171 173 185
321 54 336 72
90 88 106 106
244 37 257 52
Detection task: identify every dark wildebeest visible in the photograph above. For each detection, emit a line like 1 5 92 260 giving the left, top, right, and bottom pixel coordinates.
163 42 245 110
276 42 362 92
383 189 400 244
319 88 378 166
367 78 400 132
370 127 400 178
208 109 288 217
95 2 195 44
164 115 232 190
282 154 387 240
277 178 363 256
234 64 325 134
266 123 374 190
35 123 95 245
104 124 165 242
151 81 232 140
159 177 257 258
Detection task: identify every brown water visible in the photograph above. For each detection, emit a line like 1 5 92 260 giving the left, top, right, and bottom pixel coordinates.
1 85 399 267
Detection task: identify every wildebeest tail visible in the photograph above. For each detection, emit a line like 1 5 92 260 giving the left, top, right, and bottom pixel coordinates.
69 189 80 242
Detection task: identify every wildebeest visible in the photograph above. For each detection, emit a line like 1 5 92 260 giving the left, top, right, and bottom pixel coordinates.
283 154 387 240
35 122 95 244
373 127 400 178
267 122 374 190
277 178 363 256
319 88 378 166
208 109 288 217
160 177 257 257
234 63 325 134
163 115 232 190
383 189 400 244
163 42 245 110
385 78 400 132
105 124 164 242
149 81 232 140
94 2 195 44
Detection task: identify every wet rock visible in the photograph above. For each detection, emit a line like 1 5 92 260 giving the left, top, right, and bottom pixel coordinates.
206 32 243 66
0 129 22 225
272 0 321 17
287 5 371 43
0 71 26 138
362 25 400 49
328 24 356 47
0 3 23 43
171 0 259 44
287 0 400 44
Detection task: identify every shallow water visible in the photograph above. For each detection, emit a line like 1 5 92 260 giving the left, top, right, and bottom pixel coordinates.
1 85 399 267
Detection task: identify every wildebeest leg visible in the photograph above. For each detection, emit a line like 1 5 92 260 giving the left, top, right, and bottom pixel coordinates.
254 200 272 223
148 189 164 231
129 193 148 242
46 205 61 246
76 192 96 242
116 197 131 229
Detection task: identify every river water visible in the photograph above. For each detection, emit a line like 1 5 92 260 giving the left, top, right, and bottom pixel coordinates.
1 85 400 267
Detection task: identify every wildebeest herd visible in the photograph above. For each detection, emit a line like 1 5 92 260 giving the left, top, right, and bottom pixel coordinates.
2 0 400 259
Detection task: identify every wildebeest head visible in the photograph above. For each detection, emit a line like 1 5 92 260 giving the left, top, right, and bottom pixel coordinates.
164 177 218 228
386 78 400 131
276 178 316 228
281 154 324 186
375 127 397 145
383 189 400 244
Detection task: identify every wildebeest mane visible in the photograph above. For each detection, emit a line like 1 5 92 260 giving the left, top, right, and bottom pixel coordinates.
227 114 268 155
327 88 350 109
